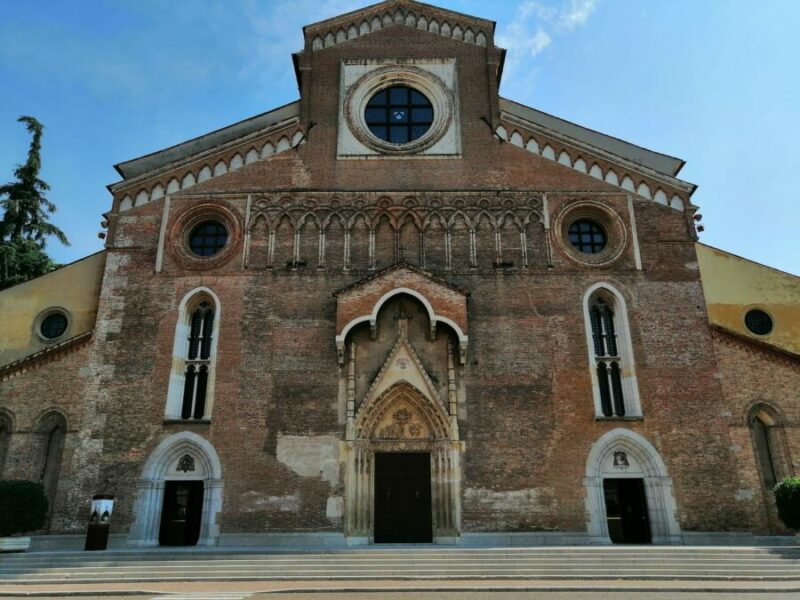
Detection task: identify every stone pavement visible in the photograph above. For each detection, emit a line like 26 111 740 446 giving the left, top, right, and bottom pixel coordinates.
1 578 800 598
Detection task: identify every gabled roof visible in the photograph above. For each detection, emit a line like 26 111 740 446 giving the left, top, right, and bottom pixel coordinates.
333 260 467 297
500 98 685 178
114 101 299 180
303 0 495 39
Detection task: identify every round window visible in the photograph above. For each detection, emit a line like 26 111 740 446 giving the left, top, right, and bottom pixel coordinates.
744 309 773 336
364 86 433 144
568 219 607 254
189 221 228 257
40 313 68 339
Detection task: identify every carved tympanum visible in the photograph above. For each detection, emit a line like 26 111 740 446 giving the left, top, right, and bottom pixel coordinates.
376 405 431 440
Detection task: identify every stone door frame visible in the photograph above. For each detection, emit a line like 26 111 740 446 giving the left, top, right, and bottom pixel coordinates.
128 431 223 547
584 428 681 544
344 382 462 544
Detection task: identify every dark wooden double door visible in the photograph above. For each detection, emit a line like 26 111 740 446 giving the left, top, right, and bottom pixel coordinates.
374 452 433 543
603 478 651 544
159 480 203 546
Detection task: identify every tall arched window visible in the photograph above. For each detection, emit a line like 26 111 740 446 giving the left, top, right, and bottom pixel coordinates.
166 289 221 420
583 284 642 418
0 410 12 478
748 404 791 490
36 410 67 525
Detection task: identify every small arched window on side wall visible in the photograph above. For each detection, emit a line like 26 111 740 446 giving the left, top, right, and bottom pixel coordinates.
748 403 791 490
36 410 67 525
583 284 642 418
0 409 13 478
165 288 221 421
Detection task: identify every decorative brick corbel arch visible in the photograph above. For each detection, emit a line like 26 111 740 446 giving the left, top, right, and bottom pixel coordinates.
334 264 469 364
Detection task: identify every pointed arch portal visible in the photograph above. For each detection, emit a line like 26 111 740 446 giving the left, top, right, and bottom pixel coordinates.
584 429 681 544
345 380 461 543
128 431 223 547
337 270 467 544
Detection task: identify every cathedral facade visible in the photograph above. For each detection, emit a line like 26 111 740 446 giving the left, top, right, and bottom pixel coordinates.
1 0 798 548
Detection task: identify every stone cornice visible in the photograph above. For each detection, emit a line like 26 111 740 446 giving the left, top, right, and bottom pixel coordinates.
0 331 93 382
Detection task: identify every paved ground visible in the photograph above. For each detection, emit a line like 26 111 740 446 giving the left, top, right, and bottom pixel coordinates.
8 592 800 600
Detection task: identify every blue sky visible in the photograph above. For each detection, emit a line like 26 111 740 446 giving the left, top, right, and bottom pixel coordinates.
1 0 798 274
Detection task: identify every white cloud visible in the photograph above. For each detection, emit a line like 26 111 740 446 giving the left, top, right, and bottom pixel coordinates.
497 0 599 99
558 0 598 31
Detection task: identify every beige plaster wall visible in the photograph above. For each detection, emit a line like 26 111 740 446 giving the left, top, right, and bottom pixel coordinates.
697 243 800 355
0 252 105 366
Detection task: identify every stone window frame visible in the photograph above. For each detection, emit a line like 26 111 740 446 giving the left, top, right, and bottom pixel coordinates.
747 402 792 491
553 200 628 268
164 287 222 422
33 307 71 344
582 283 642 419
168 202 242 271
0 408 14 478
343 65 455 156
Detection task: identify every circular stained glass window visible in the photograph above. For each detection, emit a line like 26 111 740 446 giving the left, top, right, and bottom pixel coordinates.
189 221 228 257
40 313 68 339
568 219 607 254
365 86 434 144
745 309 773 336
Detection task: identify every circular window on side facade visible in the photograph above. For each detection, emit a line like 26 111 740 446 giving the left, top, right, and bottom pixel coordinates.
568 219 607 254
189 221 228 257
554 201 628 267
744 308 773 336
365 86 434 145
35 308 70 342
169 201 242 270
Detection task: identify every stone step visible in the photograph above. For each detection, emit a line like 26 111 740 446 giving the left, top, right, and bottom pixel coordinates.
8 547 800 559
2 546 797 584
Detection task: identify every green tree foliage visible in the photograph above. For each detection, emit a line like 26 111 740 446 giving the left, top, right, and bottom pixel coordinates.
774 476 800 531
0 480 49 536
0 116 69 289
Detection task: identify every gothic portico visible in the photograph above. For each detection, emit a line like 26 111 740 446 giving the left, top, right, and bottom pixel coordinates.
336 265 467 543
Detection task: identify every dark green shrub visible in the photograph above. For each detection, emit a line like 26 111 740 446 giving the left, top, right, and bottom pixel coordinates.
0 480 49 536
774 477 800 531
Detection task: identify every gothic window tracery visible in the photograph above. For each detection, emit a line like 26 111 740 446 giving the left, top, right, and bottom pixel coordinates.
182 301 214 420
584 285 642 418
166 289 220 421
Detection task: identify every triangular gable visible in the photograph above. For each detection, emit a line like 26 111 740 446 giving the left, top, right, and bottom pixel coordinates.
361 333 443 411
302 0 495 53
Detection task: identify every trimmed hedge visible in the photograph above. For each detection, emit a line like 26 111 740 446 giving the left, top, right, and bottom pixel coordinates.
0 480 49 536
774 477 800 531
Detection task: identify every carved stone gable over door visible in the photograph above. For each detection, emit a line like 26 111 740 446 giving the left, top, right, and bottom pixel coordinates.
335 264 467 543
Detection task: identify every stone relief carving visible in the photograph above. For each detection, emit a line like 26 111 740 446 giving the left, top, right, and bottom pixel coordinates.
177 454 196 473
376 405 431 440
613 450 629 469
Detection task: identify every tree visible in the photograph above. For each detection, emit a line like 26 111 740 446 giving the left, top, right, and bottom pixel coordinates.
774 477 800 531
0 116 69 289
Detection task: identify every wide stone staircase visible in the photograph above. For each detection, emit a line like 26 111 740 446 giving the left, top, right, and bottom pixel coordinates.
1 546 799 585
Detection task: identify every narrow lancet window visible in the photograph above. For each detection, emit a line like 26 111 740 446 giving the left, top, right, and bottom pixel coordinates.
181 301 214 420
584 286 641 418
590 298 625 417
166 290 219 421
